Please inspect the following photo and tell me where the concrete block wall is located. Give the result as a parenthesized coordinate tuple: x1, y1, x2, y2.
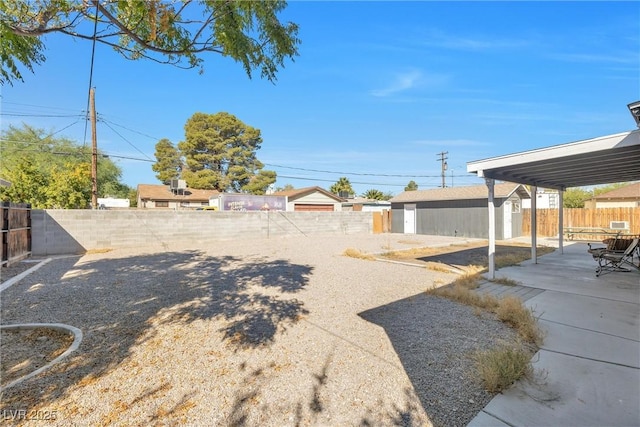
(31, 210, 373, 256)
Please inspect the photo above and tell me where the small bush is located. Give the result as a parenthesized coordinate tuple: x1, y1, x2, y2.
(342, 248, 375, 261)
(426, 262, 455, 273)
(451, 272, 482, 289)
(495, 296, 543, 346)
(474, 343, 533, 393)
(427, 282, 499, 311)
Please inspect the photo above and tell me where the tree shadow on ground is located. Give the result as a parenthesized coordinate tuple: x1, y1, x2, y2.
(359, 293, 518, 427)
(0, 250, 312, 411)
(417, 245, 542, 269)
(224, 352, 425, 427)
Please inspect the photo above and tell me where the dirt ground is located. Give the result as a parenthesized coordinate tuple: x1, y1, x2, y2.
(0, 238, 553, 414)
(0, 236, 556, 425)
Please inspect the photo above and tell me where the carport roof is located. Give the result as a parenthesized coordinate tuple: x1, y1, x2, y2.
(466, 130, 640, 190)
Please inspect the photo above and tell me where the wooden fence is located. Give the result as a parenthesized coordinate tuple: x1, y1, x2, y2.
(1, 202, 32, 266)
(522, 207, 640, 237)
(373, 210, 392, 234)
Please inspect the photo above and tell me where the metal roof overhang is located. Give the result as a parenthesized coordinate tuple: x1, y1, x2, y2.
(466, 130, 640, 190)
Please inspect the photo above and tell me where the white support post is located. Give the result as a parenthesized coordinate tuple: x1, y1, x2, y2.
(558, 190, 564, 254)
(486, 178, 496, 279)
(531, 185, 537, 264)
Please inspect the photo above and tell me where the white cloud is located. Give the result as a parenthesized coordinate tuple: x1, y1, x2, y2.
(418, 29, 531, 51)
(370, 70, 422, 97)
(370, 70, 449, 97)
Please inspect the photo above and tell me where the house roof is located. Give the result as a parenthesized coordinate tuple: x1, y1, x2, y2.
(593, 182, 640, 200)
(390, 183, 530, 203)
(137, 184, 219, 201)
(467, 130, 640, 190)
(273, 186, 344, 202)
(0, 178, 11, 187)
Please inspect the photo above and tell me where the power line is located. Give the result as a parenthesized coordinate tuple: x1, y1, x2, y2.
(0, 113, 85, 118)
(0, 101, 85, 113)
(264, 162, 468, 178)
(100, 120, 154, 161)
(276, 174, 450, 188)
(99, 117, 162, 141)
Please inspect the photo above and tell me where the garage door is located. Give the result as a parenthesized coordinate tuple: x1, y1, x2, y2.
(294, 204, 334, 212)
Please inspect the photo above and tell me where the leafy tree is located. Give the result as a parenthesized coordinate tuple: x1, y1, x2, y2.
(563, 187, 592, 208)
(362, 189, 384, 200)
(0, 0, 300, 85)
(0, 124, 131, 207)
(243, 170, 277, 195)
(46, 163, 91, 209)
(152, 138, 182, 184)
(330, 177, 354, 196)
(177, 112, 276, 192)
(592, 182, 629, 196)
(127, 188, 138, 208)
(382, 191, 395, 201)
(405, 180, 418, 191)
(0, 156, 49, 207)
(275, 184, 295, 192)
(0, 21, 45, 86)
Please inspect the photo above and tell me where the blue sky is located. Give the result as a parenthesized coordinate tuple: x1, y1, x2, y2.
(2, 1, 639, 196)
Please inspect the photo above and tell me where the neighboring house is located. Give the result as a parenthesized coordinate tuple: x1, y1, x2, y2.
(342, 197, 391, 212)
(522, 188, 560, 209)
(137, 184, 219, 209)
(585, 182, 640, 209)
(389, 182, 530, 239)
(272, 186, 344, 211)
(0, 178, 11, 188)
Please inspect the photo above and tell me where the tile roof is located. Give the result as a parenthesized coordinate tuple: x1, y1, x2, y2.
(593, 182, 640, 200)
(137, 184, 219, 201)
(389, 182, 530, 203)
(272, 186, 344, 202)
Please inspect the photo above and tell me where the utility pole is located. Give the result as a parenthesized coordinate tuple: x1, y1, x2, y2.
(90, 87, 98, 209)
(437, 151, 448, 188)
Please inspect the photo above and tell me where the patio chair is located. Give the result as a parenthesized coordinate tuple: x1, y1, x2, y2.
(592, 238, 640, 277)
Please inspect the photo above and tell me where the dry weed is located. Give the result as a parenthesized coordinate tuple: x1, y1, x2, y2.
(495, 296, 543, 346)
(342, 248, 375, 261)
(474, 343, 533, 393)
(490, 277, 519, 286)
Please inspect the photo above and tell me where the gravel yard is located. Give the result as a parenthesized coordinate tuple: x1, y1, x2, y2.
(1, 234, 519, 426)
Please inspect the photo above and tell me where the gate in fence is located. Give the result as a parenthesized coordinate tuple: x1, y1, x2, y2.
(1, 202, 32, 267)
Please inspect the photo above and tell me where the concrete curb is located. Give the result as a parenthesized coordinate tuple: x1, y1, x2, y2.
(0, 323, 83, 392)
(373, 257, 466, 274)
(0, 258, 53, 293)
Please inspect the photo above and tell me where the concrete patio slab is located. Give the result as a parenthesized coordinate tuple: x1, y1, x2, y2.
(468, 241, 639, 426)
(539, 320, 639, 368)
(473, 350, 640, 427)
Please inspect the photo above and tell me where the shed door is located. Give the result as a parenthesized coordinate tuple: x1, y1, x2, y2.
(503, 201, 512, 239)
(404, 204, 416, 234)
